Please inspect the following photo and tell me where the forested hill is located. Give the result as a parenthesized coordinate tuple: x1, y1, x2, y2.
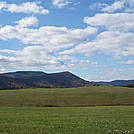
(0, 71, 134, 89)
(96, 80, 134, 87)
(0, 71, 89, 89)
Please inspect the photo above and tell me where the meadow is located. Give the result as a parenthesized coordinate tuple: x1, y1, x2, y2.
(0, 106, 134, 134)
(0, 86, 134, 107)
(0, 86, 134, 134)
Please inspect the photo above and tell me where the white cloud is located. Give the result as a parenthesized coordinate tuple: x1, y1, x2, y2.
(0, 49, 16, 53)
(73, 2, 80, 6)
(15, 16, 39, 28)
(85, 68, 134, 81)
(80, 12, 134, 59)
(94, 68, 134, 75)
(84, 13, 134, 31)
(70, 59, 100, 69)
(16, 46, 52, 57)
(89, 0, 134, 13)
(0, 48, 75, 70)
(60, 31, 134, 58)
(0, 46, 99, 70)
(0, 1, 49, 14)
(125, 0, 134, 13)
(119, 60, 134, 64)
(80, 60, 97, 64)
(86, 72, 134, 81)
(101, 0, 134, 13)
(89, 3, 108, 10)
(0, 18, 97, 70)
(112, 68, 134, 72)
(102, 1, 124, 12)
(79, 60, 99, 68)
(52, 0, 71, 8)
(0, 2, 6, 10)
(59, 12, 134, 59)
(0, 23, 97, 51)
(70, 59, 98, 65)
(0, 68, 6, 73)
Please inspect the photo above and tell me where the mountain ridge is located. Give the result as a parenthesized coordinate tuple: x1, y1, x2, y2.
(0, 71, 134, 89)
(0, 71, 89, 89)
(96, 80, 134, 87)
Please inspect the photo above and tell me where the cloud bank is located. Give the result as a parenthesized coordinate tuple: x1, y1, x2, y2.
(0, 16, 97, 70)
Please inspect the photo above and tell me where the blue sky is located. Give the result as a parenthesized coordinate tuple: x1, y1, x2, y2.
(0, 0, 134, 81)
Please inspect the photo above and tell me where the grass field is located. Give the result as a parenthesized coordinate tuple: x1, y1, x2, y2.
(0, 86, 134, 107)
(0, 106, 134, 134)
(0, 86, 134, 133)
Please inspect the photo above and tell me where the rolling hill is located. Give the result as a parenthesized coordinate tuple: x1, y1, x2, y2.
(0, 86, 133, 107)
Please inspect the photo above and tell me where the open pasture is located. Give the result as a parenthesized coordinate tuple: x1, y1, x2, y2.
(0, 86, 134, 107)
(0, 106, 134, 134)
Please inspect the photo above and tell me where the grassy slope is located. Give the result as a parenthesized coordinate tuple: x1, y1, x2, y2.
(0, 86, 134, 107)
(0, 106, 134, 134)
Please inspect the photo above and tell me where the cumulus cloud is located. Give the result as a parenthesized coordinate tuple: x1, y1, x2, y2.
(52, 0, 71, 8)
(60, 12, 133, 58)
(16, 46, 52, 58)
(0, 22, 97, 51)
(15, 16, 39, 28)
(90, 0, 134, 13)
(60, 31, 134, 58)
(0, 17, 98, 70)
(84, 13, 134, 31)
(0, 47, 75, 70)
(101, 1, 124, 12)
(0, 1, 49, 14)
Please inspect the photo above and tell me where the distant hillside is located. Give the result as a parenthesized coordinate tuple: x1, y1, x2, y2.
(125, 83, 134, 88)
(96, 80, 134, 87)
(0, 71, 134, 89)
(0, 71, 89, 89)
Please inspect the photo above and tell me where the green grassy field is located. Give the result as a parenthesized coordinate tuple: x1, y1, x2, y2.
(0, 86, 134, 133)
(0, 86, 134, 107)
(0, 106, 134, 134)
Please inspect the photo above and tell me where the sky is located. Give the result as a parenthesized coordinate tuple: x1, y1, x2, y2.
(0, 0, 134, 81)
